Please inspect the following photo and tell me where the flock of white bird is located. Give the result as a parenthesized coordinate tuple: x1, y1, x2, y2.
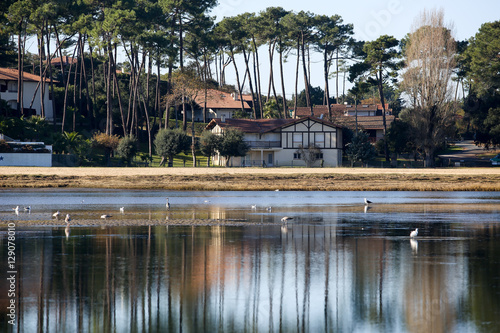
(11, 197, 420, 238)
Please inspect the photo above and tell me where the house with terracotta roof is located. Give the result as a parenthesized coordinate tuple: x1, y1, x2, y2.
(206, 116, 343, 167)
(49, 56, 77, 67)
(187, 89, 252, 122)
(295, 104, 394, 143)
(0, 68, 54, 120)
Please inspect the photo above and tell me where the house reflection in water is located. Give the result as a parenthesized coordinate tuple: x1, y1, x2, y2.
(3, 222, 499, 332)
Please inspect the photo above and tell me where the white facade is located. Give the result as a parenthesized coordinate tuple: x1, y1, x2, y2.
(0, 68, 54, 120)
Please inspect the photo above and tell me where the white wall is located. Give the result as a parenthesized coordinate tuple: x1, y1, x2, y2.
(0, 152, 52, 167)
(0, 81, 54, 120)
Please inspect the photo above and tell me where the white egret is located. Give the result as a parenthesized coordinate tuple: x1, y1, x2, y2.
(410, 228, 418, 238)
(120, 207, 125, 213)
(251, 204, 257, 209)
(53, 211, 61, 219)
(12, 206, 19, 214)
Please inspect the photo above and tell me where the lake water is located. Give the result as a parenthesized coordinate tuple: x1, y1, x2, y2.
(1, 190, 500, 332)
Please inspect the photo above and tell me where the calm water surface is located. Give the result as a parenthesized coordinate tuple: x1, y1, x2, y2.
(1, 190, 500, 332)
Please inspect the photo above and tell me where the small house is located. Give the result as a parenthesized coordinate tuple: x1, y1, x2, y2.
(206, 116, 343, 167)
(0, 67, 55, 120)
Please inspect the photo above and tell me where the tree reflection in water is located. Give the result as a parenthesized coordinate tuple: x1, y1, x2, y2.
(2, 220, 500, 333)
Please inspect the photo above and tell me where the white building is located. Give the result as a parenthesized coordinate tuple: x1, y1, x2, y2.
(0, 138, 52, 167)
(206, 116, 343, 167)
(0, 67, 54, 120)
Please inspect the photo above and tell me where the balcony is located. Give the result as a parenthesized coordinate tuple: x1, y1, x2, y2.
(246, 141, 281, 149)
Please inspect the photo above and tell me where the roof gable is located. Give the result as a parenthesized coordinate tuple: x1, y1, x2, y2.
(206, 116, 342, 133)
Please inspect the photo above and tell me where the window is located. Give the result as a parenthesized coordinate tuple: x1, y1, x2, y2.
(293, 133, 302, 147)
(293, 153, 301, 160)
(7, 82, 17, 93)
(314, 133, 325, 147)
(315, 153, 324, 159)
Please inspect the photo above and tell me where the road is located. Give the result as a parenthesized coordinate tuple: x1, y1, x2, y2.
(439, 140, 499, 167)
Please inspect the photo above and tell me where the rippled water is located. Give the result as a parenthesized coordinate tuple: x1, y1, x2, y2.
(1, 190, 500, 332)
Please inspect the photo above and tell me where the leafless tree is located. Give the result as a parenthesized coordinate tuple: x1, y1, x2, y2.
(401, 9, 457, 167)
(296, 144, 322, 167)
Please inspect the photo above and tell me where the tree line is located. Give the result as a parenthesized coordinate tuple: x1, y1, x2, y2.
(0, 2, 499, 167)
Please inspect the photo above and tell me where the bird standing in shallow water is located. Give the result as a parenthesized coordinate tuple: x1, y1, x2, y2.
(120, 207, 125, 213)
(166, 198, 170, 210)
(53, 211, 60, 219)
(65, 214, 71, 224)
(101, 214, 112, 220)
(281, 216, 293, 223)
(410, 228, 418, 238)
(13, 206, 19, 215)
(364, 198, 372, 205)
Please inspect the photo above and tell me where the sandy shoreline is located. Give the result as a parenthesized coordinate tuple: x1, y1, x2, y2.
(2, 166, 500, 176)
(1, 166, 500, 191)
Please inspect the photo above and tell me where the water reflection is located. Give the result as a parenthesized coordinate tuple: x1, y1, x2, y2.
(0, 221, 499, 332)
(0, 190, 500, 332)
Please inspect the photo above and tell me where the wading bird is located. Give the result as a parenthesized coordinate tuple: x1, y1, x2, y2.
(53, 211, 61, 219)
(12, 206, 19, 214)
(281, 216, 293, 223)
(364, 198, 372, 205)
(410, 228, 418, 238)
(101, 214, 112, 219)
(65, 214, 71, 224)
(166, 198, 170, 210)
(120, 207, 125, 213)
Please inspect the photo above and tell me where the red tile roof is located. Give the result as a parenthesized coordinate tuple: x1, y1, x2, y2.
(194, 89, 251, 110)
(50, 56, 77, 66)
(295, 104, 390, 118)
(340, 115, 396, 130)
(206, 116, 341, 133)
(0, 68, 44, 82)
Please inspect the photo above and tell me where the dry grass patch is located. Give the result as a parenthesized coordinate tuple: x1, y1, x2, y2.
(1, 167, 500, 191)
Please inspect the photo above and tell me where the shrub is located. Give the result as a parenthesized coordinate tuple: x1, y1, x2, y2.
(116, 135, 138, 166)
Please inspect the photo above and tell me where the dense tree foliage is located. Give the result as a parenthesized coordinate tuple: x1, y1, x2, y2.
(199, 130, 220, 166)
(154, 128, 190, 167)
(116, 135, 138, 166)
(345, 132, 377, 167)
(217, 128, 250, 166)
(461, 21, 500, 148)
(1, 2, 500, 166)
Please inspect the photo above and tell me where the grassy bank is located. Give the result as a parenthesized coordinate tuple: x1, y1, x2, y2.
(1, 167, 500, 191)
